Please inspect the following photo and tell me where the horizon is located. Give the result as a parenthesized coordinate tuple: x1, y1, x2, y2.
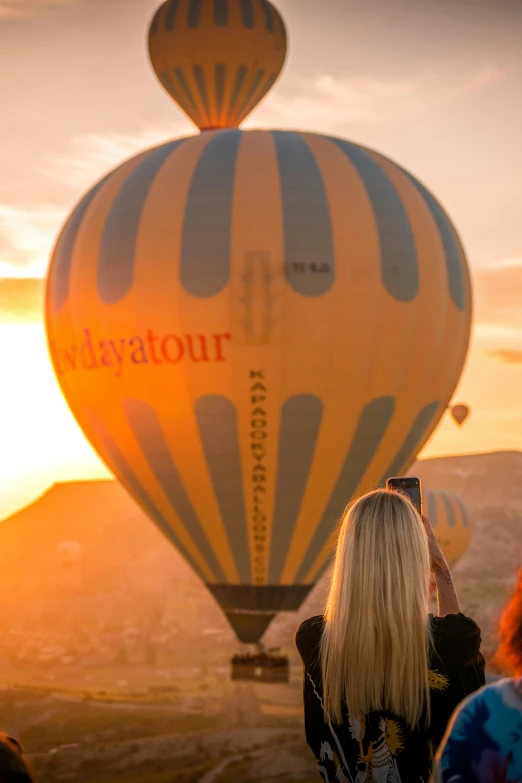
(3, 446, 521, 524)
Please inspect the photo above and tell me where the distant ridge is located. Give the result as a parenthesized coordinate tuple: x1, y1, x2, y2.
(0, 451, 519, 656)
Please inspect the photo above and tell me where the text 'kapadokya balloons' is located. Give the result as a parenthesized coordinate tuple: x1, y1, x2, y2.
(149, 0, 287, 130)
(425, 490, 473, 567)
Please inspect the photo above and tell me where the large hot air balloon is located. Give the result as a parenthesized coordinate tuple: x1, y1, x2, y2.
(45, 0, 472, 645)
(425, 490, 472, 567)
(451, 403, 470, 427)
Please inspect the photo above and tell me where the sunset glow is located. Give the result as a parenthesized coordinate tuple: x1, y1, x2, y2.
(1, 0, 521, 520)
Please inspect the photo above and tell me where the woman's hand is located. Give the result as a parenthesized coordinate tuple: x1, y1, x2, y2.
(422, 515, 449, 574)
(422, 515, 461, 616)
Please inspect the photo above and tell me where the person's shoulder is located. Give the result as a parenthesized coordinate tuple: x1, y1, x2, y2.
(451, 678, 520, 726)
(295, 615, 324, 659)
(431, 612, 481, 633)
(479, 676, 522, 709)
(431, 613, 482, 663)
(296, 614, 324, 641)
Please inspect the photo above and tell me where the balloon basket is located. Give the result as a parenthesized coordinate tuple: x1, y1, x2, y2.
(230, 647, 289, 684)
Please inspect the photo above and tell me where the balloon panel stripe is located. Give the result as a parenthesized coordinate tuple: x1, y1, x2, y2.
(260, 0, 275, 32)
(160, 72, 191, 116)
(173, 67, 203, 124)
(51, 174, 111, 313)
(402, 169, 466, 311)
(165, 0, 180, 31)
(149, 5, 162, 36)
(268, 395, 323, 583)
(214, 0, 228, 26)
(124, 399, 226, 582)
(85, 409, 207, 582)
(181, 130, 242, 296)
(261, 72, 278, 98)
(195, 395, 251, 583)
(228, 65, 248, 116)
(242, 71, 276, 119)
(277, 11, 286, 38)
(272, 131, 335, 297)
(193, 64, 211, 124)
(451, 493, 464, 529)
(214, 64, 226, 121)
(97, 140, 185, 305)
(187, 0, 202, 28)
(454, 494, 469, 528)
(208, 584, 312, 612)
(441, 492, 456, 528)
(329, 138, 418, 303)
(295, 396, 396, 583)
(235, 67, 265, 119)
(427, 490, 438, 526)
(240, 0, 255, 28)
(381, 401, 441, 481)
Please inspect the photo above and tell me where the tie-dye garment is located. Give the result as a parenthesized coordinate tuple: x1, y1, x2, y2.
(296, 614, 485, 783)
(436, 677, 522, 783)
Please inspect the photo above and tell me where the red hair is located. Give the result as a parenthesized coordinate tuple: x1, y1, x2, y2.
(495, 567, 522, 676)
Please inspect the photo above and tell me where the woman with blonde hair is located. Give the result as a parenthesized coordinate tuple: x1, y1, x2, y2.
(296, 488, 485, 783)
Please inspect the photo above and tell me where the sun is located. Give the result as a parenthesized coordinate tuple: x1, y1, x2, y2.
(0, 320, 109, 519)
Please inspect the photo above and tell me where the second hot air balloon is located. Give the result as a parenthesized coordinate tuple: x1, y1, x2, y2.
(426, 490, 473, 567)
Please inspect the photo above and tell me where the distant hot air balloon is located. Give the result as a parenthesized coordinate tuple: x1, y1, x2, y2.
(45, 0, 472, 645)
(451, 403, 470, 427)
(425, 490, 472, 567)
(149, 0, 287, 130)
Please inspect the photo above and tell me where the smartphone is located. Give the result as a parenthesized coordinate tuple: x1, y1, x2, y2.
(386, 476, 423, 515)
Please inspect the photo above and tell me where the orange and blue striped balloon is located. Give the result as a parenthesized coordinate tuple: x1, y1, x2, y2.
(45, 129, 472, 642)
(149, 0, 287, 130)
(426, 489, 473, 566)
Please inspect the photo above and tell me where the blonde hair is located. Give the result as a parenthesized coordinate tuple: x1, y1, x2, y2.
(320, 488, 432, 729)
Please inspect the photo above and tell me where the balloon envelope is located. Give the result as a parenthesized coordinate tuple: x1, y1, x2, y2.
(45, 129, 472, 642)
(149, 0, 287, 130)
(425, 489, 472, 566)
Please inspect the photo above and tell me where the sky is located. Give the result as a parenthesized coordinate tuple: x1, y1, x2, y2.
(0, 0, 521, 518)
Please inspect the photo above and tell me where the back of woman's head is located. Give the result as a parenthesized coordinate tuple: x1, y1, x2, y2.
(321, 488, 432, 729)
(0, 735, 34, 783)
(495, 566, 522, 676)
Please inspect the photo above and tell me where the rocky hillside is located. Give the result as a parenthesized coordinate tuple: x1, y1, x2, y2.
(0, 452, 520, 668)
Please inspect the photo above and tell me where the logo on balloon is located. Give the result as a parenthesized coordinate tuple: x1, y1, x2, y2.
(49, 329, 232, 377)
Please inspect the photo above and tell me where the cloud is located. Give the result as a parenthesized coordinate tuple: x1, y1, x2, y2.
(0, 0, 80, 18)
(474, 323, 522, 343)
(43, 122, 191, 190)
(0, 277, 43, 323)
(485, 256, 522, 269)
(473, 262, 522, 330)
(487, 349, 522, 365)
(2, 123, 191, 276)
(455, 65, 504, 94)
(472, 260, 522, 362)
(0, 204, 66, 278)
(249, 63, 504, 133)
